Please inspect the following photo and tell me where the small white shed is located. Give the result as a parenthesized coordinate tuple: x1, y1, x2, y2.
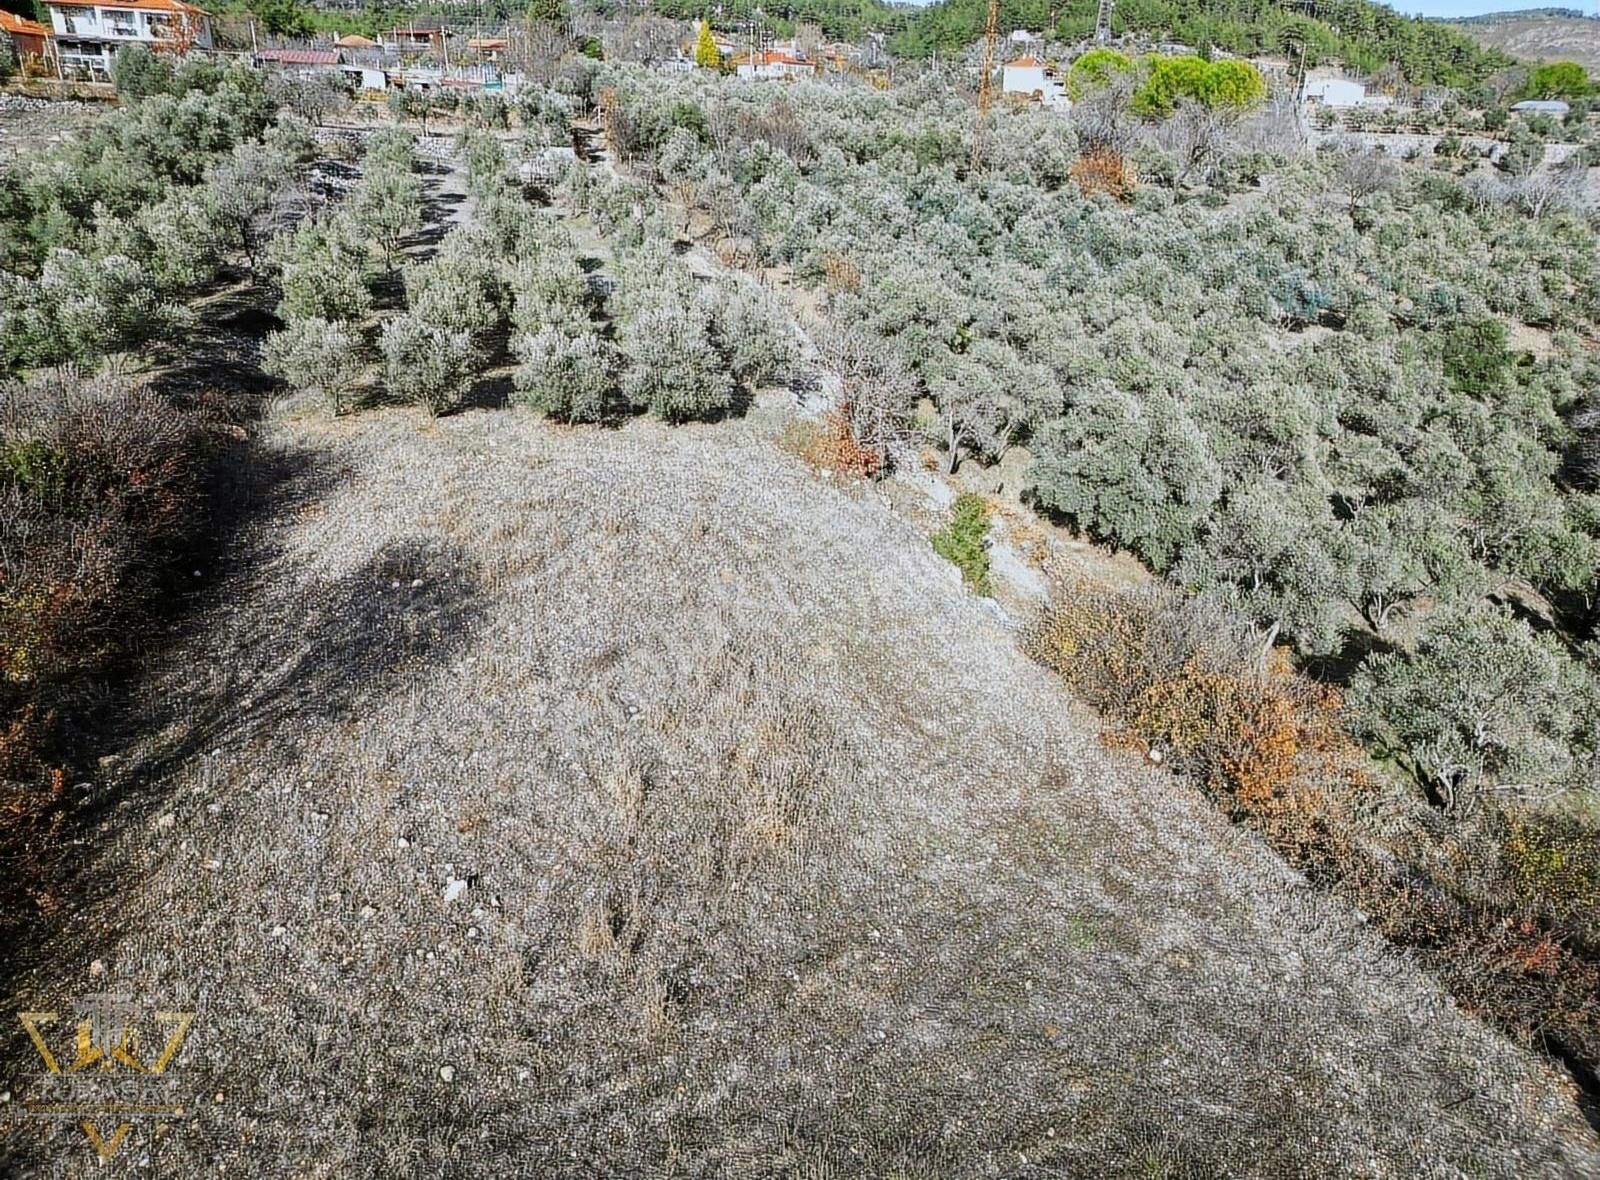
(1304, 78, 1367, 107)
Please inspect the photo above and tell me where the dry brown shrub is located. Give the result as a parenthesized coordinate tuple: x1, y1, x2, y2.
(822, 252, 862, 294)
(1027, 581, 1367, 840)
(1026, 577, 1600, 1099)
(1070, 148, 1137, 202)
(782, 411, 883, 480)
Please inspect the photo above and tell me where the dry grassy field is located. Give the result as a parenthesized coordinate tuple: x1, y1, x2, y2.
(4, 400, 1596, 1176)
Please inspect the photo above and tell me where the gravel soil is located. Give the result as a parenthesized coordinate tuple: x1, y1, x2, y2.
(4, 405, 1598, 1177)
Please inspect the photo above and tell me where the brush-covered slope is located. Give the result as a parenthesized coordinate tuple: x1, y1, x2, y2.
(3, 407, 1595, 1176)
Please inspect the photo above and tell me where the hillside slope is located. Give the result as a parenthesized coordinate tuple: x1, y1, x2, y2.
(889, 0, 1514, 84)
(3, 405, 1596, 1176)
(1457, 13, 1600, 70)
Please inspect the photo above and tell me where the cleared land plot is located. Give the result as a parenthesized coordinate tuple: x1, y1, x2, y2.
(4, 408, 1597, 1177)
(0, 97, 110, 157)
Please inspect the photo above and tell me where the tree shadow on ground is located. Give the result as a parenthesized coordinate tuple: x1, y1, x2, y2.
(0, 250, 481, 1020)
(1300, 625, 1399, 686)
(0, 458, 488, 1019)
(461, 369, 514, 412)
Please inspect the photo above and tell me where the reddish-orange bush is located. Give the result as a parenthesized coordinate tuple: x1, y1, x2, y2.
(1026, 577, 1600, 1089)
(1026, 581, 1366, 831)
(822, 253, 862, 294)
(1069, 148, 1136, 202)
(798, 410, 883, 480)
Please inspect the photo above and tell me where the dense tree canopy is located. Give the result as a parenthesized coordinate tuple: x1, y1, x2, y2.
(885, 0, 1515, 87)
(589, 66, 1600, 815)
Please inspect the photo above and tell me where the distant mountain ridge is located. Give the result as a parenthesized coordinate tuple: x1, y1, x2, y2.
(1443, 8, 1593, 25)
(1446, 9, 1600, 70)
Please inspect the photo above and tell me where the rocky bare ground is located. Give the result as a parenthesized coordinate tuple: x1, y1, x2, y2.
(3, 404, 1597, 1177)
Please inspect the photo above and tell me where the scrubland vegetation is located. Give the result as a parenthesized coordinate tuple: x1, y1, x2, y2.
(0, 62, 310, 779)
(587, 63, 1600, 1102)
(4, 21, 1600, 1170)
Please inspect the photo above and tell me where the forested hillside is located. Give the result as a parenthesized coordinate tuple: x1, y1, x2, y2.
(651, 0, 916, 42)
(890, 0, 1516, 84)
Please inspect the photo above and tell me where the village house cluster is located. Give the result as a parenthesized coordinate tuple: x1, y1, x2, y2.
(0, 4, 1586, 130)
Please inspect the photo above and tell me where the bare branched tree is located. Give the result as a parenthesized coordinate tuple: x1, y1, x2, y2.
(1071, 72, 1137, 155)
(604, 14, 682, 65)
(1156, 103, 1230, 186)
(1338, 147, 1400, 211)
(815, 325, 918, 463)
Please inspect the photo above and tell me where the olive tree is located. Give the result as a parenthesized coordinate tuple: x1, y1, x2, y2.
(349, 163, 423, 272)
(379, 313, 478, 417)
(1029, 383, 1222, 573)
(618, 292, 732, 422)
(703, 277, 796, 389)
(204, 141, 282, 274)
(271, 214, 372, 324)
(512, 324, 617, 422)
(263, 317, 364, 414)
(404, 240, 506, 346)
(1350, 602, 1599, 814)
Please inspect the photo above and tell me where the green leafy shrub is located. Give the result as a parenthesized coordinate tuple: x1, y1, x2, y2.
(931, 493, 993, 595)
(379, 313, 478, 416)
(1498, 810, 1600, 944)
(617, 291, 732, 423)
(263, 317, 364, 414)
(1441, 316, 1512, 396)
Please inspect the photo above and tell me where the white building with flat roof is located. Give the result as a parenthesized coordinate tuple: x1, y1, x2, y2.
(1303, 77, 1366, 107)
(1002, 56, 1069, 109)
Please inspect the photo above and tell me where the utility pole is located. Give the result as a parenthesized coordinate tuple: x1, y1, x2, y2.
(970, 0, 999, 172)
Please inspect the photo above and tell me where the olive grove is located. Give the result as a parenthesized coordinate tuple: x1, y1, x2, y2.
(590, 65, 1600, 819)
(584, 65, 1600, 1081)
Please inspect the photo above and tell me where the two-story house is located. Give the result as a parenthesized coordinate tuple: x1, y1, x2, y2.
(1002, 56, 1070, 110)
(44, 0, 210, 80)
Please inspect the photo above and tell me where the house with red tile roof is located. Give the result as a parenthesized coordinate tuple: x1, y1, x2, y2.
(0, 7, 54, 65)
(1002, 55, 1069, 109)
(733, 49, 818, 80)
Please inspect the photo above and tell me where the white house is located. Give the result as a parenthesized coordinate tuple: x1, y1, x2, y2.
(1303, 77, 1366, 107)
(340, 63, 388, 92)
(734, 50, 817, 80)
(43, 0, 210, 79)
(1002, 56, 1069, 109)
